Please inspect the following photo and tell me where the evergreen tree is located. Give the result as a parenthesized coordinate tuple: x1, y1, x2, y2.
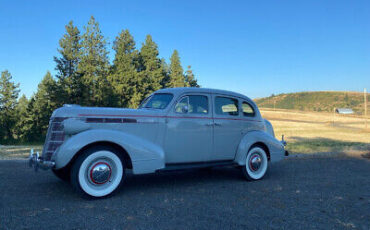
(14, 94, 28, 140)
(23, 72, 58, 141)
(0, 70, 20, 141)
(79, 16, 112, 106)
(167, 50, 186, 88)
(109, 29, 142, 108)
(139, 35, 165, 97)
(54, 21, 83, 105)
(160, 58, 170, 88)
(185, 65, 199, 87)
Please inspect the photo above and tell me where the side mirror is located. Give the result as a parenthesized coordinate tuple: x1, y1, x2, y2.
(181, 105, 189, 114)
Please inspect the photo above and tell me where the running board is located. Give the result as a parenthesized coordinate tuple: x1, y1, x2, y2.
(158, 160, 236, 172)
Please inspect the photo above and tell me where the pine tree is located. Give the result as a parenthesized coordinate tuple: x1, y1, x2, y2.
(0, 70, 20, 141)
(23, 72, 58, 141)
(139, 35, 165, 97)
(14, 94, 28, 141)
(167, 50, 186, 88)
(185, 65, 199, 87)
(79, 16, 112, 106)
(109, 29, 142, 108)
(54, 21, 83, 105)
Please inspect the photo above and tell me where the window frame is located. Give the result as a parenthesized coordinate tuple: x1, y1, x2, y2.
(241, 101, 256, 117)
(214, 96, 240, 117)
(139, 93, 174, 110)
(173, 94, 210, 115)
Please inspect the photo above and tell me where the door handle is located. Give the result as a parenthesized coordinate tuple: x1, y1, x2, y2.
(214, 122, 222, 126)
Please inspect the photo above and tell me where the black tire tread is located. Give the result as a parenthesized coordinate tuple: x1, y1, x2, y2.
(52, 167, 70, 181)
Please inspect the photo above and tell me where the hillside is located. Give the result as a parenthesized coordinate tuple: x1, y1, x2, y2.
(254, 91, 370, 114)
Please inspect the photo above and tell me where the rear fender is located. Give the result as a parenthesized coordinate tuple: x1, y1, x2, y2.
(235, 130, 285, 165)
(53, 129, 165, 174)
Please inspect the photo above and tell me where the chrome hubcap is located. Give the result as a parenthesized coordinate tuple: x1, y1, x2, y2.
(249, 154, 262, 171)
(89, 162, 112, 185)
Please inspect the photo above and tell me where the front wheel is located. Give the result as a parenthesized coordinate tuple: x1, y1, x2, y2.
(52, 167, 70, 181)
(241, 146, 268, 181)
(70, 146, 124, 198)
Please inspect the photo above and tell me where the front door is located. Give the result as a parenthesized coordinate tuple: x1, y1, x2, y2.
(164, 94, 213, 163)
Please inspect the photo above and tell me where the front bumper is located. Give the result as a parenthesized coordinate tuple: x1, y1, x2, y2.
(28, 149, 55, 171)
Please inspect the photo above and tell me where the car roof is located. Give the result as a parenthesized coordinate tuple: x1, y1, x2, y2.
(156, 87, 252, 101)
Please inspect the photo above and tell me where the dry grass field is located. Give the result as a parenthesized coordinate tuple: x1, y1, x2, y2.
(0, 145, 42, 160)
(1, 109, 369, 159)
(260, 108, 370, 157)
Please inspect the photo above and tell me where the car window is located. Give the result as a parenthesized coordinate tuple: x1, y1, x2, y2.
(140, 93, 173, 109)
(215, 96, 239, 116)
(175, 95, 208, 114)
(175, 97, 189, 113)
(242, 102, 255, 117)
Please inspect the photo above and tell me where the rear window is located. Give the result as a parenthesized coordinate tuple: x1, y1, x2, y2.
(242, 102, 255, 117)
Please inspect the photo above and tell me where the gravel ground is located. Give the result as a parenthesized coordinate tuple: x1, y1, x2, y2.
(0, 156, 369, 230)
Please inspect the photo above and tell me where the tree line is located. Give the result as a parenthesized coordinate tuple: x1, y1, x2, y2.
(0, 16, 198, 144)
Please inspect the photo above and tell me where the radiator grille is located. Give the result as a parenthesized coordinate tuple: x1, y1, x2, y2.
(42, 117, 67, 161)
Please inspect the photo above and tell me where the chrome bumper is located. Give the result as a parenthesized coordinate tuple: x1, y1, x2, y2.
(28, 149, 55, 172)
(281, 135, 287, 146)
(281, 135, 289, 156)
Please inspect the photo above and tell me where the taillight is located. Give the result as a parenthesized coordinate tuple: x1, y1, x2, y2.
(42, 117, 67, 160)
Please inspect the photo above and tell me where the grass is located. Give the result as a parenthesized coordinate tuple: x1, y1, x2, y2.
(261, 108, 370, 156)
(1, 108, 369, 159)
(0, 145, 42, 159)
(255, 91, 370, 114)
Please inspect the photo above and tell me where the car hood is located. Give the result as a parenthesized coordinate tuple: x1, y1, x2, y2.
(52, 105, 165, 118)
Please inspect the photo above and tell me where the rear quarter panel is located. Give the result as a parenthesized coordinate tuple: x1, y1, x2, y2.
(235, 130, 285, 165)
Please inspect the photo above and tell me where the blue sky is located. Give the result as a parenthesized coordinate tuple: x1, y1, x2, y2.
(0, 0, 369, 99)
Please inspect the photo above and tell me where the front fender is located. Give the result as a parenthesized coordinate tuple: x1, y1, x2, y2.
(53, 129, 165, 174)
(235, 130, 285, 165)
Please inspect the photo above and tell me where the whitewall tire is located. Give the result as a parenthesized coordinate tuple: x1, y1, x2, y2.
(242, 146, 268, 181)
(71, 146, 124, 198)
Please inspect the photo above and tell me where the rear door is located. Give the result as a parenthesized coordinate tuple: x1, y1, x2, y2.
(211, 95, 243, 161)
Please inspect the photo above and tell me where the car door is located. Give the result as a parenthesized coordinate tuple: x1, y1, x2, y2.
(164, 93, 213, 163)
(211, 95, 243, 161)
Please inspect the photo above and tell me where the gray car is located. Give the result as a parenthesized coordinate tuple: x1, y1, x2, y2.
(29, 87, 288, 198)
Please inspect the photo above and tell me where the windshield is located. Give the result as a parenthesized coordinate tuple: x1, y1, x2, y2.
(139, 93, 174, 109)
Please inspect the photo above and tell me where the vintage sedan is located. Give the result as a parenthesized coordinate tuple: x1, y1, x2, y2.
(29, 88, 288, 198)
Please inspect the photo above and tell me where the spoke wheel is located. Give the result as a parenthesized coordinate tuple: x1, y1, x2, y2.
(242, 146, 268, 181)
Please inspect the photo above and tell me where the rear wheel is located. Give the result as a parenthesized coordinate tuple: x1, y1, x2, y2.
(241, 146, 268, 181)
(71, 146, 124, 198)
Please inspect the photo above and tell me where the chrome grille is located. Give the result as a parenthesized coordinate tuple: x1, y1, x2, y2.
(42, 117, 67, 161)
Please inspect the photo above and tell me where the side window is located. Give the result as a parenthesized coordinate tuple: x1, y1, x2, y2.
(215, 97, 239, 116)
(175, 95, 208, 114)
(242, 102, 255, 117)
(175, 97, 189, 113)
(189, 95, 208, 114)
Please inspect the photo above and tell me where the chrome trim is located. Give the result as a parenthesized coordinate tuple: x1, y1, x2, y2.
(28, 149, 55, 172)
(90, 163, 112, 185)
(250, 154, 262, 171)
